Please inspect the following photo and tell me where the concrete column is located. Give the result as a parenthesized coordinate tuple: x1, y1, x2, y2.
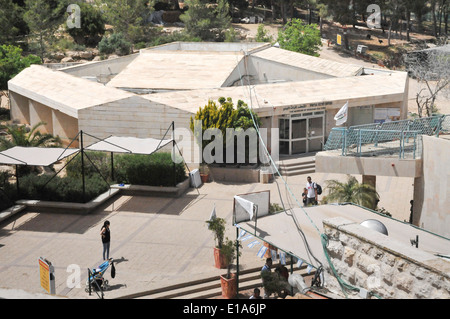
(52, 109, 79, 146)
(29, 100, 53, 134)
(9, 92, 30, 124)
(411, 176, 424, 226)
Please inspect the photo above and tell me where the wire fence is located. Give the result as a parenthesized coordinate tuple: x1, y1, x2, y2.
(324, 114, 449, 159)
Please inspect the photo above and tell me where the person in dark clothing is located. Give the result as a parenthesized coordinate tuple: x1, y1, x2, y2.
(302, 188, 308, 206)
(100, 220, 111, 260)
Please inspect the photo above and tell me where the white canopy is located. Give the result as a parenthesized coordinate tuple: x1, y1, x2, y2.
(85, 136, 173, 155)
(0, 146, 79, 166)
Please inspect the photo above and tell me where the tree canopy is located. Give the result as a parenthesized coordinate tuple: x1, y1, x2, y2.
(277, 18, 322, 56)
(0, 44, 41, 90)
(180, 0, 231, 41)
(190, 97, 261, 164)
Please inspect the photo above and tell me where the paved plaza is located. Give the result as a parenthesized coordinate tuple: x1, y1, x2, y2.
(0, 171, 414, 299)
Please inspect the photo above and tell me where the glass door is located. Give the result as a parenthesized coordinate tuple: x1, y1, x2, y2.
(279, 118, 290, 155)
(291, 118, 307, 154)
(307, 116, 324, 152)
(279, 114, 324, 155)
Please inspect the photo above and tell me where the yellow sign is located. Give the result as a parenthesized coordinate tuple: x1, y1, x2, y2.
(337, 34, 342, 46)
(39, 258, 50, 293)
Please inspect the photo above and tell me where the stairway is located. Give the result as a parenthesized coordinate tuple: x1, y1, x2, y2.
(117, 266, 313, 299)
(278, 153, 316, 177)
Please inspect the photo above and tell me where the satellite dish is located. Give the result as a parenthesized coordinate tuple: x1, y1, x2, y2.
(360, 219, 388, 236)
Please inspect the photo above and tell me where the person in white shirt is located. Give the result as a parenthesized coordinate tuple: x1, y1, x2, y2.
(305, 176, 318, 206)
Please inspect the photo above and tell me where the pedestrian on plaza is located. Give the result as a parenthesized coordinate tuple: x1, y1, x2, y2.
(261, 257, 272, 273)
(261, 258, 273, 299)
(100, 220, 111, 260)
(409, 200, 414, 224)
(305, 176, 318, 206)
(302, 188, 308, 206)
(249, 288, 262, 299)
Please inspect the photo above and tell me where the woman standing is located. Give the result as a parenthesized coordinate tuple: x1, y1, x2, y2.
(100, 220, 111, 260)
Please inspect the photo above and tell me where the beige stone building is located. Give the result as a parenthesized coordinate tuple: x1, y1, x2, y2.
(8, 42, 409, 154)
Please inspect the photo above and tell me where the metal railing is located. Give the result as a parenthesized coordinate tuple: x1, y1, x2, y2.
(324, 114, 449, 159)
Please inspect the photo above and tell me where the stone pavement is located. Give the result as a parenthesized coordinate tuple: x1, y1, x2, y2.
(0, 171, 414, 299)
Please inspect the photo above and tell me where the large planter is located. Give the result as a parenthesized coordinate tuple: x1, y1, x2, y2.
(220, 273, 237, 299)
(214, 247, 228, 269)
(200, 173, 210, 183)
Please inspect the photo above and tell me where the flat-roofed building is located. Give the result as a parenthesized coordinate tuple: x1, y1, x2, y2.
(8, 42, 409, 154)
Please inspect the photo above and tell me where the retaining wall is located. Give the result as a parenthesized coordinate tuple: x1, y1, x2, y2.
(322, 217, 450, 299)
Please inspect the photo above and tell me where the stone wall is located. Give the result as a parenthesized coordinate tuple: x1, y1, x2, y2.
(322, 217, 450, 299)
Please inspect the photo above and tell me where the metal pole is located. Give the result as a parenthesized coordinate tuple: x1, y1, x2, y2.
(15, 165, 19, 197)
(290, 254, 294, 295)
(111, 152, 114, 181)
(358, 130, 362, 156)
(236, 226, 239, 299)
(172, 121, 176, 187)
(88, 268, 91, 296)
(80, 131, 86, 203)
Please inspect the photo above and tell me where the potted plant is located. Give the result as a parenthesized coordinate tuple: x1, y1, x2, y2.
(219, 237, 242, 299)
(206, 217, 227, 269)
(199, 163, 210, 183)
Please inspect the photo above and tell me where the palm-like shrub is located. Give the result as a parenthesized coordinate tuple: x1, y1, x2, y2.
(324, 175, 379, 210)
(0, 121, 62, 151)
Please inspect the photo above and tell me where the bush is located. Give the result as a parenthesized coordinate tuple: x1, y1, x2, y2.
(0, 44, 41, 90)
(0, 107, 10, 121)
(98, 33, 132, 56)
(66, 151, 111, 181)
(0, 171, 17, 211)
(18, 174, 109, 203)
(67, 2, 106, 46)
(114, 152, 187, 187)
(66, 151, 187, 187)
(277, 19, 322, 57)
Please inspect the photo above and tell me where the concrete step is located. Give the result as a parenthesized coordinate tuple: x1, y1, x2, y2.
(129, 265, 313, 299)
(279, 164, 316, 177)
(279, 159, 315, 167)
(173, 272, 266, 300)
(278, 155, 316, 177)
(280, 167, 316, 177)
(129, 266, 261, 299)
(164, 267, 312, 299)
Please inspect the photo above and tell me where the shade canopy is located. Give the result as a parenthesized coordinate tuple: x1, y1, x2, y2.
(0, 146, 79, 166)
(85, 136, 173, 155)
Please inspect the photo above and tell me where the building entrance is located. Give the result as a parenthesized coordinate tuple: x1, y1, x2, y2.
(279, 112, 325, 155)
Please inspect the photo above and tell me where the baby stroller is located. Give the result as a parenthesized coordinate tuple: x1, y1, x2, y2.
(85, 258, 115, 293)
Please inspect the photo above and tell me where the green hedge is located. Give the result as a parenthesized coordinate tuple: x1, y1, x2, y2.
(66, 151, 187, 187)
(18, 174, 109, 203)
(114, 153, 186, 186)
(0, 152, 187, 210)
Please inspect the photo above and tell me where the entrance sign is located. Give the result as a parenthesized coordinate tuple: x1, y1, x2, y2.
(39, 257, 56, 295)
